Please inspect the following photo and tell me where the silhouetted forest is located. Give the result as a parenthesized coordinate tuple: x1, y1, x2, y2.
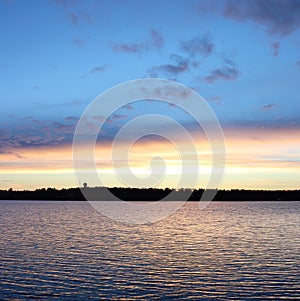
(0, 187, 299, 201)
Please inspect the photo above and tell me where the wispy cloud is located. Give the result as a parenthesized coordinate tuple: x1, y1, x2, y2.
(52, 0, 69, 8)
(0, 115, 80, 151)
(108, 114, 128, 122)
(114, 42, 144, 53)
(0, 149, 26, 159)
(180, 33, 214, 57)
(206, 96, 221, 105)
(64, 116, 79, 122)
(152, 32, 239, 83)
(69, 12, 78, 24)
(52, 0, 93, 25)
(149, 54, 190, 77)
(34, 99, 85, 109)
(72, 38, 85, 47)
(150, 29, 164, 49)
(271, 41, 280, 57)
(205, 65, 240, 83)
(90, 65, 109, 74)
(296, 60, 300, 69)
(140, 84, 192, 99)
(65, 99, 85, 106)
(113, 29, 164, 53)
(123, 104, 133, 110)
(201, 0, 300, 36)
(263, 103, 277, 111)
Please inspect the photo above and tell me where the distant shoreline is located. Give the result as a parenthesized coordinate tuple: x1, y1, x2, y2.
(0, 187, 299, 201)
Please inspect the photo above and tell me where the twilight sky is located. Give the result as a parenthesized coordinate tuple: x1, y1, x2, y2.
(1, 0, 300, 190)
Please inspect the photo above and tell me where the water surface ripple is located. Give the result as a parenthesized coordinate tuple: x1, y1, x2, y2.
(0, 201, 299, 300)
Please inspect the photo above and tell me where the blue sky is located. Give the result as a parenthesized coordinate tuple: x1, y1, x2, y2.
(1, 0, 300, 189)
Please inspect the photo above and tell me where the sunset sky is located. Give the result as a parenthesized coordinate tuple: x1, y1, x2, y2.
(1, 0, 300, 190)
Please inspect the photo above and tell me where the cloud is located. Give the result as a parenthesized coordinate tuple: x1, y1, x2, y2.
(109, 114, 127, 121)
(168, 103, 177, 108)
(150, 29, 164, 49)
(69, 12, 78, 24)
(20, 116, 43, 125)
(205, 65, 240, 83)
(206, 96, 221, 104)
(72, 38, 85, 47)
(64, 116, 79, 122)
(263, 104, 277, 110)
(204, 0, 300, 36)
(0, 115, 80, 151)
(113, 29, 164, 53)
(180, 33, 214, 57)
(207, 96, 221, 101)
(52, 0, 69, 7)
(65, 99, 85, 106)
(0, 150, 26, 159)
(52, 1, 93, 25)
(52, 121, 75, 132)
(114, 42, 144, 53)
(106, 114, 128, 126)
(90, 65, 109, 74)
(34, 99, 85, 109)
(92, 115, 106, 122)
(296, 60, 300, 69)
(123, 104, 133, 110)
(149, 54, 190, 77)
(271, 41, 280, 57)
(76, 11, 93, 24)
(140, 84, 191, 99)
(71, 12, 93, 25)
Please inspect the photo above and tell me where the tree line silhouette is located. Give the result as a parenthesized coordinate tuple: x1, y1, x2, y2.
(0, 187, 299, 201)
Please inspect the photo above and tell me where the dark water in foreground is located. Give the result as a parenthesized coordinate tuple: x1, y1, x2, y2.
(0, 201, 299, 300)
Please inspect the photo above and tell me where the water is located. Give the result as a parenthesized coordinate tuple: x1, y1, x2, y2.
(0, 201, 299, 300)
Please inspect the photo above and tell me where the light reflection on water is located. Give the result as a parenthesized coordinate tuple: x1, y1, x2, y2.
(0, 201, 299, 300)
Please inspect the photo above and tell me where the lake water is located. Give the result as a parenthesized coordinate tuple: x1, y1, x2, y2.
(0, 201, 299, 300)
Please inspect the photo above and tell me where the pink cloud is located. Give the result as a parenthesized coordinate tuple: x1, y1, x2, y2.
(113, 29, 164, 53)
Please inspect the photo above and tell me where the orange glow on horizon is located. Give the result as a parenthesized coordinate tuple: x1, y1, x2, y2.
(1, 126, 300, 190)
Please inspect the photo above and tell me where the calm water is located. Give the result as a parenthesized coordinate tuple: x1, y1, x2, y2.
(0, 201, 299, 300)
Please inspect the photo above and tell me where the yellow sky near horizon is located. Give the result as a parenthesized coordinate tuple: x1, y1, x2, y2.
(1, 127, 300, 190)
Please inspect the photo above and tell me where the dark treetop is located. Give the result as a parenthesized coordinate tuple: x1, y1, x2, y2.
(0, 187, 299, 201)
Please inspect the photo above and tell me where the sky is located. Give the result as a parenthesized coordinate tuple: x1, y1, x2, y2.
(0, 0, 300, 190)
